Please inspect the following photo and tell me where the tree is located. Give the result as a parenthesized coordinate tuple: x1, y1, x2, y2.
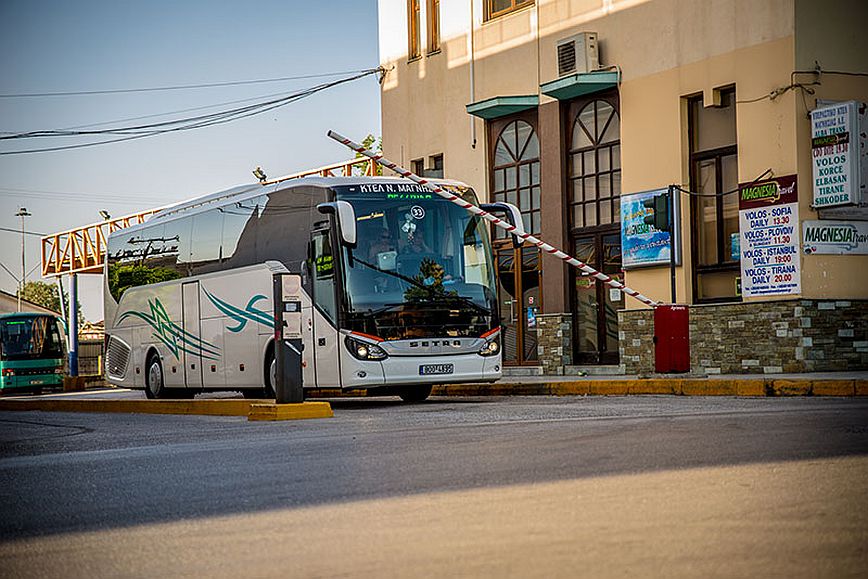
(356, 134, 383, 175)
(17, 280, 84, 323)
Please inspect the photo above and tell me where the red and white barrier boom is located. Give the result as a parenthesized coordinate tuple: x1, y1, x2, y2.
(328, 130, 659, 308)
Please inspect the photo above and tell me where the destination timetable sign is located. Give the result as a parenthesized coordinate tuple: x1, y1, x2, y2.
(738, 175, 801, 297)
(810, 100, 862, 208)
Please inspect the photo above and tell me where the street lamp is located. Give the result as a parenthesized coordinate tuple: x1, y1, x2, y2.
(14, 207, 31, 312)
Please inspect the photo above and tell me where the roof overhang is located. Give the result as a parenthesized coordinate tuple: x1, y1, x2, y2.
(465, 95, 539, 120)
(540, 70, 619, 101)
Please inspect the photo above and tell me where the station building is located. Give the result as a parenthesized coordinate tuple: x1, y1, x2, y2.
(377, 0, 868, 374)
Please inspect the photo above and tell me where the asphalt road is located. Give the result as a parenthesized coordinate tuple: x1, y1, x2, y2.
(1, 396, 866, 578)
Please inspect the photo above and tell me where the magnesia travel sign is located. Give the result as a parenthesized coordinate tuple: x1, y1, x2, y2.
(738, 175, 801, 297)
(811, 101, 864, 208)
(802, 220, 868, 255)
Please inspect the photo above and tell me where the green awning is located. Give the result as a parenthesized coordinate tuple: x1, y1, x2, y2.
(540, 71, 619, 101)
(465, 95, 539, 120)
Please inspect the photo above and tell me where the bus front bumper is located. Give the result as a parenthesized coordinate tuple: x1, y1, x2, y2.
(341, 352, 502, 390)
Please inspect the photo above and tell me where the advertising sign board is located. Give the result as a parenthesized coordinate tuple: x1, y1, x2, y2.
(811, 101, 862, 208)
(738, 175, 801, 297)
(803, 220, 868, 255)
(620, 188, 680, 269)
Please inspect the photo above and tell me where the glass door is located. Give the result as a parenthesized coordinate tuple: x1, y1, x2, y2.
(496, 245, 541, 365)
(572, 231, 623, 365)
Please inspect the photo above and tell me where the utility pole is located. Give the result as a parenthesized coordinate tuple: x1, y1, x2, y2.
(15, 207, 31, 312)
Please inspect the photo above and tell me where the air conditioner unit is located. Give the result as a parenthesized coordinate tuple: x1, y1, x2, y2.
(557, 32, 599, 76)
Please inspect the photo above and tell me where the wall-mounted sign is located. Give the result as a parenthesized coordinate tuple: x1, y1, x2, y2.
(738, 175, 801, 297)
(811, 101, 862, 208)
(803, 220, 868, 255)
(620, 188, 681, 269)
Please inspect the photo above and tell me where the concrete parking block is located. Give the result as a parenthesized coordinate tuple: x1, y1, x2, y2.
(247, 402, 334, 421)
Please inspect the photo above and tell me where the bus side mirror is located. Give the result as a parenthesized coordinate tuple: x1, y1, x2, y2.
(480, 202, 525, 248)
(316, 201, 357, 246)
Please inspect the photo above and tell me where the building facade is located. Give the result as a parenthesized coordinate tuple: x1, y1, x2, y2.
(378, 0, 868, 374)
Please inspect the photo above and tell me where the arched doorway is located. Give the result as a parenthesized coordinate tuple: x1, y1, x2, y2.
(489, 115, 542, 365)
(567, 96, 623, 365)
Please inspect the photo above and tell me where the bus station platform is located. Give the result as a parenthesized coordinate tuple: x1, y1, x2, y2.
(0, 371, 864, 420)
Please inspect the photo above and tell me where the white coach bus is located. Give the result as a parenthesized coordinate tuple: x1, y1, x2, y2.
(104, 177, 503, 401)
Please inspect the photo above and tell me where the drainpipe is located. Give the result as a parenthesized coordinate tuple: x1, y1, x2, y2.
(469, 0, 476, 149)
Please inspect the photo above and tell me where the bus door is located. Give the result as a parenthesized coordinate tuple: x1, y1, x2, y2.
(310, 227, 341, 388)
(182, 281, 203, 389)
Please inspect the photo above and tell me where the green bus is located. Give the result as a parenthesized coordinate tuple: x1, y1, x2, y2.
(0, 313, 67, 394)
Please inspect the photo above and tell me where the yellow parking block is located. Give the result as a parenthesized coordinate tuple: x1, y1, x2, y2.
(247, 402, 334, 421)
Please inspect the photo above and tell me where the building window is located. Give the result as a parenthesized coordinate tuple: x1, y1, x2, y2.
(689, 88, 739, 302)
(411, 158, 424, 177)
(428, 154, 443, 178)
(427, 0, 440, 54)
(568, 99, 621, 231)
(485, 0, 534, 21)
(491, 119, 541, 236)
(408, 0, 421, 60)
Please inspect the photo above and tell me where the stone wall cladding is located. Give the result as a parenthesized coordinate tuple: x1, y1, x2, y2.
(536, 313, 572, 375)
(618, 299, 868, 375)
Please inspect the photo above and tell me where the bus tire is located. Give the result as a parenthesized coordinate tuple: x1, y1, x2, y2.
(144, 353, 166, 399)
(398, 385, 432, 403)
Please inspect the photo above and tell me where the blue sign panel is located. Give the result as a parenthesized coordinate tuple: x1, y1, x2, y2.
(620, 188, 679, 269)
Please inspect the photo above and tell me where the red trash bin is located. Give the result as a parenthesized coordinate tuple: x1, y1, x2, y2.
(653, 305, 690, 373)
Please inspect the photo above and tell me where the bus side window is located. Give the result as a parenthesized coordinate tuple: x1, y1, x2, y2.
(311, 229, 337, 325)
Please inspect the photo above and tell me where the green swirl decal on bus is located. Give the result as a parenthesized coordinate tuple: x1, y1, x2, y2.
(117, 298, 220, 361)
(203, 291, 273, 333)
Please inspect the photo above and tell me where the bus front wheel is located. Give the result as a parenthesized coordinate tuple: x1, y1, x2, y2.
(398, 385, 432, 403)
(144, 353, 165, 399)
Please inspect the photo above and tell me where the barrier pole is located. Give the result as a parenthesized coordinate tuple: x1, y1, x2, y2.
(327, 130, 659, 308)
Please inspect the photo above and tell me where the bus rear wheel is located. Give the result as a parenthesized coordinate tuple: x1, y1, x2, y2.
(398, 385, 432, 403)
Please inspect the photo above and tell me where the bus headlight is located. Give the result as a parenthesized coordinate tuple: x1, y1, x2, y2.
(478, 336, 500, 357)
(345, 336, 388, 361)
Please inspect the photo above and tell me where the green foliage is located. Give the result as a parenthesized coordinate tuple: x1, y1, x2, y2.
(16, 280, 83, 323)
(356, 134, 383, 175)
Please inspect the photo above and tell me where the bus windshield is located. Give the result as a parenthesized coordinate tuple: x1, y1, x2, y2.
(0, 316, 65, 361)
(335, 183, 498, 340)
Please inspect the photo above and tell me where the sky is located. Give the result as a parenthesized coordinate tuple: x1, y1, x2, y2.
(0, 0, 381, 322)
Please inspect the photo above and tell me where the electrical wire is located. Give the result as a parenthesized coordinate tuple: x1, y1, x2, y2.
(0, 68, 380, 98)
(674, 168, 773, 198)
(0, 186, 178, 203)
(0, 226, 45, 236)
(0, 68, 382, 155)
(0, 87, 313, 135)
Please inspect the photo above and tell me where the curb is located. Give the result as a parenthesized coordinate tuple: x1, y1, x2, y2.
(1, 398, 259, 417)
(433, 378, 867, 397)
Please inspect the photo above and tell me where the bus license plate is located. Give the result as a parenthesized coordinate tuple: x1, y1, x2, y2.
(29, 380, 44, 385)
(419, 363, 453, 376)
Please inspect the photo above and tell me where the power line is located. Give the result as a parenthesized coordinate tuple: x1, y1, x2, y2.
(0, 186, 178, 203)
(0, 68, 378, 98)
(0, 226, 45, 236)
(0, 68, 382, 155)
